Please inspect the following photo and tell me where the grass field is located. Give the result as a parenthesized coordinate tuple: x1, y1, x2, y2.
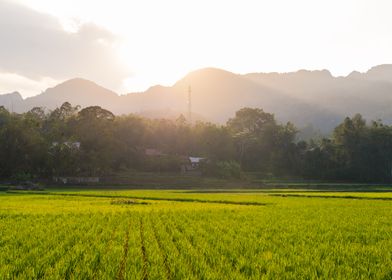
(1, 188, 391, 279)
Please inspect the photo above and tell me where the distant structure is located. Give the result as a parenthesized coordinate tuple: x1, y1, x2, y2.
(180, 156, 206, 173)
(187, 85, 192, 124)
(51, 141, 81, 149)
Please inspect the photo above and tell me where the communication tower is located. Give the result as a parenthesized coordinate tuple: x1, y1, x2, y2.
(187, 85, 192, 123)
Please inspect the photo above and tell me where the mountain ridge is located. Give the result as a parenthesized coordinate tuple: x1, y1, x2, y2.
(1, 65, 392, 132)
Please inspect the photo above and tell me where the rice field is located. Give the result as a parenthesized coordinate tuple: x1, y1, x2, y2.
(0, 189, 391, 279)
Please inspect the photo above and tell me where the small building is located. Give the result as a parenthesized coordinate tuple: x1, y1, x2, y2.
(53, 176, 99, 184)
(189, 157, 205, 168)
(181, 156, 206, 173)
(51, 141, 81, 149)
(64, 141, 81, 149)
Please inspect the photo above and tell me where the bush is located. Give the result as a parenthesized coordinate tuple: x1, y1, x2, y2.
(11, 172, 33, 182)
(141, 155, 182, 172)
(201, 160, 242, 179)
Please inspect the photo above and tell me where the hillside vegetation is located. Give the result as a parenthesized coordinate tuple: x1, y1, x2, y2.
(1, 103, 392, 182)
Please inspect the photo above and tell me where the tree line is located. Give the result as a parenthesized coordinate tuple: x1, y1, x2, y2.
(0, 102, 391, 182)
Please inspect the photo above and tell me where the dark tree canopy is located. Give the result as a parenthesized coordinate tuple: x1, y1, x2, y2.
(1, 102, 392, 182)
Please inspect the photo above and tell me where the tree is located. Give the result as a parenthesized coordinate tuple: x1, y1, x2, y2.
(0, 112, 47, 178)
(78, 106, 114, 121)
(44, 102, 80, 142)
(191, 122, 235, 161)
(227, 108, 282, 172)
(227, 107, 276, 136)
(112, 115, 145, 170)
(72, 106, 116, 176)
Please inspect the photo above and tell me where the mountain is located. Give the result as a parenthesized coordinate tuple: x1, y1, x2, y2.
(119, 68, 300, 124)
(1, 65, 392, 133)
(243, 66, 392, 130)
(23, 78, 118, 111)
(0, 91, 23, 111)
(362, 64, 392, 82)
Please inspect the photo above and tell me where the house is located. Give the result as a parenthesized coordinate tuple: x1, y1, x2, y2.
(53, 176, 99, 184)
(181, 156, 206, 173)
(51, 141, 81, 149)
(189, 157, 205, 168)
(64, 141, 81, 149)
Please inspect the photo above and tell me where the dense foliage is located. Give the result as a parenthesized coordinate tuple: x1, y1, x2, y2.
(1, 103, 392, 182)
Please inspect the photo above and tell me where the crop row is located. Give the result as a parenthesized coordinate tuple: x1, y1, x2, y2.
(1, 195, 392, 279)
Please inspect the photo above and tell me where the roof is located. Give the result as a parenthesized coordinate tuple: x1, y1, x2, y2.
(51, 141, 80, 149)
(189, 157, 205, 164)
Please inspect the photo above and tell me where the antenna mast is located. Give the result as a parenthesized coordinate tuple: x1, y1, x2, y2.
(187, 85, 192, 124)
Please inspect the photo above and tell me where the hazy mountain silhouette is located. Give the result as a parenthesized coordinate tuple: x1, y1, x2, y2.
(22, 78, 118, 110)
(2, 65, 392, 133)
(0, 91, 23, 112)
(244, 65, 392, 130)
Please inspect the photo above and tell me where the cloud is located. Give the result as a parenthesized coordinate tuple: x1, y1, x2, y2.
(0, 0, 130, 93)
(0, 72, 57, 98)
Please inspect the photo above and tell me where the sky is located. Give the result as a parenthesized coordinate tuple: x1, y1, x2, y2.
(1, 0, 392, 97)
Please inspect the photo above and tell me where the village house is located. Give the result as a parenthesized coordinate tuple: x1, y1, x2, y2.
(180, 156, 206, 173)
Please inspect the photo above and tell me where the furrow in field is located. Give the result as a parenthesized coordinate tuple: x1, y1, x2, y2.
(52, 219, 102, 278)
(139, 217, 149, 280)
(166, 213, 223, 279)
(139, 213, 171, 279)
(149, 214, 172, 279)
(43, 214, 118, 279)
(149, 211, 197, 279)
(2, 215, 90, 279)
(158, 212, 204, 279)
(173, 211, 247, 278)
(117, 219, 131, 280)
(176, 210, 269, 279)
(93, 217, 121, 279)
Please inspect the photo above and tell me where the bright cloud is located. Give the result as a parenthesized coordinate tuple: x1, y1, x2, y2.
(3, 0, 392, 95)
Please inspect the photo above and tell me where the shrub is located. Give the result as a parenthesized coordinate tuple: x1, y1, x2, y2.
(201, 160, 242, 179)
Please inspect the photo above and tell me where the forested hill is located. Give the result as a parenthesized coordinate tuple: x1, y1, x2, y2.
(2, 65, 392, 133)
